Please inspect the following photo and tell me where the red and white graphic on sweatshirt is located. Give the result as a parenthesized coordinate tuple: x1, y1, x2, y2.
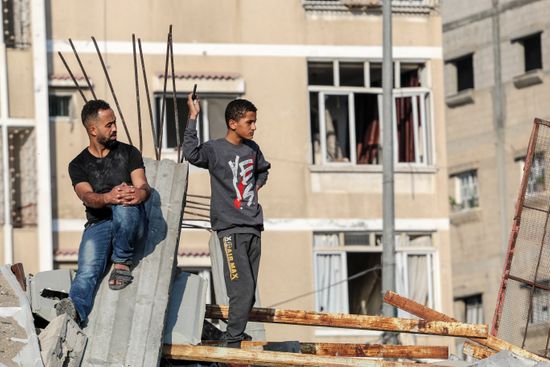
(229, 155, 255, 209)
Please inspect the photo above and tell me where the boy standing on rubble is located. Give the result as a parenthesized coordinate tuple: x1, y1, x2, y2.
(56, 99, 150, 324)
(183, 93, 271, 348)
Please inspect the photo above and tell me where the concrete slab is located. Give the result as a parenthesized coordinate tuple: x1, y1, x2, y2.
(38, 314, 86, 367)
(28, 270, 73, 322)
(164, 271, 208, 345)
(208, 233, 266, 340)
(472, 351, 550, 367)
(0, 266, 43, 367)
(81, 159, 188, 366)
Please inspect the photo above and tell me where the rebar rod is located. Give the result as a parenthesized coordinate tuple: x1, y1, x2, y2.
(91, 36, 133, 145)
(158, 26, 172, 159)
(169, 29, 181, 162)
(138, 38, 159, 160)
(57, 52, 87, 102)
(184, 210, 210, 219)
(132, 34, 143, 153)
(68, 38, 97, 100)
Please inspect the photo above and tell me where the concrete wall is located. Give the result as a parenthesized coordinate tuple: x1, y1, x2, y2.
(444, 0, 550, 326)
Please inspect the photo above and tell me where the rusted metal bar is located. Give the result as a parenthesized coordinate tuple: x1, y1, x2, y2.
(157, 26, 171, 159)
(187, 194, 211, 199)
(384, 291, 549, 362)
(508, 274, 550, 292)
(132, 34, 143, 153)
(186, 200, 210, 207)
(137, 38, 159, 160)
(492, 121, 540, 336)
(184, 210, 210, 219)
(522, 204, 549, 214)
(462, 340, 496, 360)
(199, 341, 448, 359)
(185, 205, 209, 212)
(10, 263, 25, 291)
(91, 36, 133, 145)
(68, 38, 97, 100)
(205, 304, 488, 338)
(168, 28, 181, 162)
(163, 344, 442, 367)
(57, 52, 87, 102)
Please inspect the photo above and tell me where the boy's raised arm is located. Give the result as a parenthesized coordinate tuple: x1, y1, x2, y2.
(183, 92, 210, 168)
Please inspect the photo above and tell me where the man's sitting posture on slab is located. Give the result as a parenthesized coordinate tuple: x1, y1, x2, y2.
(56, 99, 150, 324)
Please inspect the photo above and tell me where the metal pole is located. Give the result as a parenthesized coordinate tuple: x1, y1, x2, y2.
(0, 0, 12, 265)
(32, 0, 53, 271)
(381, 0, 396, 318)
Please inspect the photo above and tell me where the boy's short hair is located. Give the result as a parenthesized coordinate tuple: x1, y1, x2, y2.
(225, 99, 257, 127)
(81, 99, 111, 128)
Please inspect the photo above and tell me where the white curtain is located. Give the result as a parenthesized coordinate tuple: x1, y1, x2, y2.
(407, 254, 429, 306)
(314, 233, 348, 313)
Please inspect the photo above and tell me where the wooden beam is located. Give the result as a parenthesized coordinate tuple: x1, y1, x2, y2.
(383, 291, 549, 362)
(163, 344, 445, 367)
(199, 341, 448, 359)
(462, 340, 496, 360)
(205, 304, 488, 338)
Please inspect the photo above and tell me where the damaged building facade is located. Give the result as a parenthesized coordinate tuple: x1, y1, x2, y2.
(1, 0, 453, 344)
(443, 0, 550, 336)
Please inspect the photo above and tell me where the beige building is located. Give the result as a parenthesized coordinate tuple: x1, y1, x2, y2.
(443, 0, 550, 335)
(2, 0, 452, 343)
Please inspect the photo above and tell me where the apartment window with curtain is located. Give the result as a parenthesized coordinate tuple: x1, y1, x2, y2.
(450, 170, 479, 212)
(517, 153, 545, 196)
(313, 232, 436, 316)
(308, 60, 432, 166)
(154, 94, 236, 149)
(455, 294, 483, 324)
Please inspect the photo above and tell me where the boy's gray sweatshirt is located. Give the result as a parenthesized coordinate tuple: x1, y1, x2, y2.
(183, 119, 271, 237)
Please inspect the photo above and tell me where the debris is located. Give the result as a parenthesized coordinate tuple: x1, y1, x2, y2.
(0, 266, 43, 367)
(38, 314, 87, 367)
(164, 271, 208, 345)
(205, 304, 488, 338)
(27, 269, 73, 322)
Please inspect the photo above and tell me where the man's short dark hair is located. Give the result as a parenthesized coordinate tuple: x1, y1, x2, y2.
(225, 99, 257, 127)
(81, 99, 111, 127)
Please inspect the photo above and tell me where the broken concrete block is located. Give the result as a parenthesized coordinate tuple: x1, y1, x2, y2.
(28, 270, 73, 322)
(164, 271, 208, 345)
(472, 350, 550, 367)
(0, 266, 43, 367)
(38, 314, 87, 367)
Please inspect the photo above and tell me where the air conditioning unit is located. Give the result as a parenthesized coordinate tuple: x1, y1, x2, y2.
(341, 0, 381, 9)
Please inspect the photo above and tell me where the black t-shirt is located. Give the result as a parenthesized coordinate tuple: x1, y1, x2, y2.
(68, 142, 145, 224)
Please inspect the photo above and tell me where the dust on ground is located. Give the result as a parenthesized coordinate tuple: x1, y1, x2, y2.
(0, 273, 26, 367)
(0, 316, 26, 367)
(0, 273, 19, 307)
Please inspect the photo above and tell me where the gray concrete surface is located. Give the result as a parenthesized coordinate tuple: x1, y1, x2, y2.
(38, 314, 86, 367)
(81, 158, 188, 366)
(28, 270, 73, 322)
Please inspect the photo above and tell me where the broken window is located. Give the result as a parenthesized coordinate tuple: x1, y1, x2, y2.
(455, 294, 484, 324)
(308, 60, 431, 166)
(516, 33, 543, 73)
(49, 95, 71, 118)
(451, 54, 474, 92)
(517, 153, 546, 196)
(450, 170, 479, 211)
(7, 127, 37, 227)
(314, 232, 435, 316)
(155, 94, 236, 150)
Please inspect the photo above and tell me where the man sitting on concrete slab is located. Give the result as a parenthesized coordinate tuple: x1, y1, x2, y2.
(56, 99, 150, 325)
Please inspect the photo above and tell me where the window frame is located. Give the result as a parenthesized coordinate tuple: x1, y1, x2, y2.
(308, 59, 433, 167)
(514, 32, 543, 73)
(450, 169, 480, 212)
(48, 92, 74, 122)
(312, 231, 439, 323)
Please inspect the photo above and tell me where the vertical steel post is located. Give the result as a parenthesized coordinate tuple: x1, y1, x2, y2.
(381, 0, 395, 318)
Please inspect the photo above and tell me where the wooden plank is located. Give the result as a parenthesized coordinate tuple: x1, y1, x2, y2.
(462, 340, 496, 360)
(163, 344, 446, 367)
(10, 263, 26, 291)
(383, 291, 549, 363)
(199, 341, 448, 359)
(205, 304, 488, 338)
